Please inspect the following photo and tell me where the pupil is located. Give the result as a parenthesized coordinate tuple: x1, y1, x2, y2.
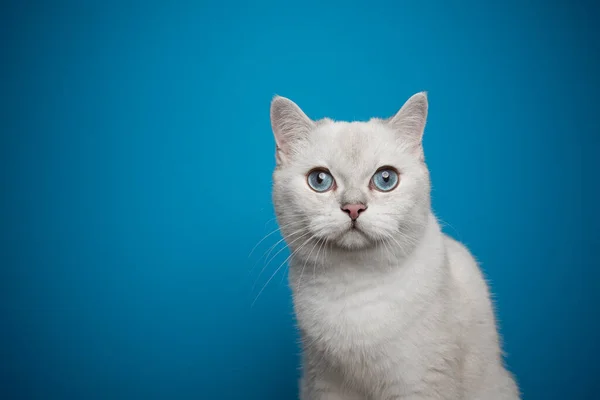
(317, 172, 325, 184)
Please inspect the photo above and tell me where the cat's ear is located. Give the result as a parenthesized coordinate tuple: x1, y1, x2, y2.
(270, 96, 314, 165)
(387, 92, 428, 158)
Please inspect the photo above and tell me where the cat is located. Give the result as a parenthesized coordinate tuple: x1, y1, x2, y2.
(269, 92, 520, 400)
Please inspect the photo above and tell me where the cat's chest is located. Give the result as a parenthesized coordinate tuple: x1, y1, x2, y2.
(293, 275, 409, 350)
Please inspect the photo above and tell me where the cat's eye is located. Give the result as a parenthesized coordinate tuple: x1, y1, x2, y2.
(371, 168, 399, 192)
(307, 169, 335, 192)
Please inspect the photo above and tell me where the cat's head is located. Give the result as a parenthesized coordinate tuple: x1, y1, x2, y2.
(270, 93, 431, 252)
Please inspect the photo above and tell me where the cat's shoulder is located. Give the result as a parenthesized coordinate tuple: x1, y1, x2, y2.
(442, 234, 486, 284)
(443, 234, 475, 264)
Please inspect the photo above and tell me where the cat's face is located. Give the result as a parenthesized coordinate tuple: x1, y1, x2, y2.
(271, 93, 431, 252)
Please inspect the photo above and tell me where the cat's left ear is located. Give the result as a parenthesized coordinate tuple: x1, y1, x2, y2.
(270, 96, 315, 165)
(387, 92, 428, 159)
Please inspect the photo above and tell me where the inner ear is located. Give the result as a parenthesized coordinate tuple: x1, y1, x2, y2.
(270, 96, 314, 163)
(388, 92, 428, 145)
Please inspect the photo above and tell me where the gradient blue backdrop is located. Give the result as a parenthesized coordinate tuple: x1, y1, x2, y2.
(1, 0, 598, 399)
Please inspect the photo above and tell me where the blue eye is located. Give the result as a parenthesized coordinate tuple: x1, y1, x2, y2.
(307, 170, 334, 192)
(371, 168, 399, 191)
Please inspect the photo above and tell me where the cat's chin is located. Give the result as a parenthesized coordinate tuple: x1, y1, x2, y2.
(334, 228, 373, 250)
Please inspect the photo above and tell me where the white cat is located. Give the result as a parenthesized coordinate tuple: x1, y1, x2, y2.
(269, 92, 520, 400)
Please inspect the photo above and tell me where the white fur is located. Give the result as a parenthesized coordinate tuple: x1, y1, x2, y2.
(270, 93, 520, 400)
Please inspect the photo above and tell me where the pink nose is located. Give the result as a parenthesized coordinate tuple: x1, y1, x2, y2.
(341, 203, 367, 220)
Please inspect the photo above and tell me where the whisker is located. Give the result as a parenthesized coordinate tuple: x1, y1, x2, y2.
(313, 236, 327, 280)
(248, 227, 305, 276)
(386, 233, 404, 254)
(437, 217, 462, 241)
(248, 219, 307, 259)
(278, 262, 289, 286)
(376, 234, 387, 264)
(263, 229, 311, 268)
(248, 227, 282, 259)
(297, 236, 322, 291)
(380, 233, 395, 268)
(252, 230, 312, 291)
(262, 214, 309, 228)
(252, 235, 314, 306)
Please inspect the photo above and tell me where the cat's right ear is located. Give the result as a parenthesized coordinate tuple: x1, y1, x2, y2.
(270, 96, 314, 165)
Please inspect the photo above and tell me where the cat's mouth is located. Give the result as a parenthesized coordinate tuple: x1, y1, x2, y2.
(332, 222, 372, 249)
(347, 221, 368, 237)
(307, 220, 372, 250)
(348, 220, 365, 233)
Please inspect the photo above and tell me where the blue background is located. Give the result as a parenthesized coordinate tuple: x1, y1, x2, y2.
(1, 0, 598, 399)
